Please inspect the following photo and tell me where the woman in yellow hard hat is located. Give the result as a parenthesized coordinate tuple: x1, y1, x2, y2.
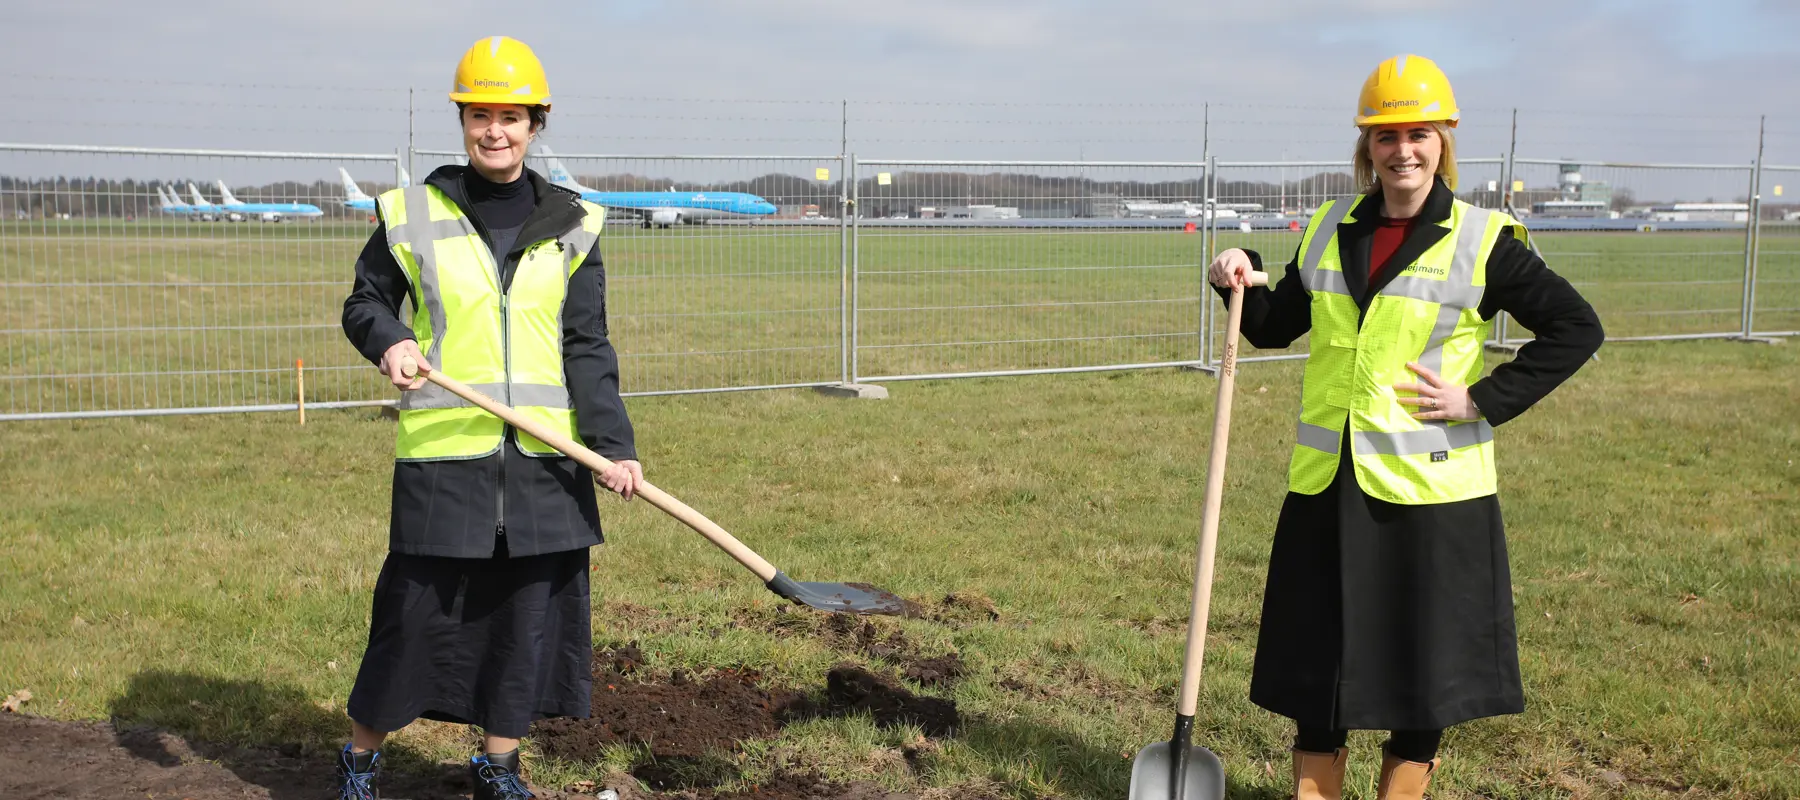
(1207, 55, 1603, 800)
(337, 36, 638, 800)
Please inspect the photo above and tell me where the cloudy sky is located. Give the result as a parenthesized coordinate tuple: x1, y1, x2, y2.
(7, 0, 1798, 194)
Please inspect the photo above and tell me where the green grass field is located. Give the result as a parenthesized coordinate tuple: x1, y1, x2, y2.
(3, 220, 1796, 417)
(2, 339, 1796, 799)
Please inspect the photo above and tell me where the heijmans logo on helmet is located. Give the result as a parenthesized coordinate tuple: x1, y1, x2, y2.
(474, 79, 511, 89)
(1381, 99, 1421, 109)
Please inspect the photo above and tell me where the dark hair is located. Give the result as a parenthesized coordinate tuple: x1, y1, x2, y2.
(456, 103, 548, 133)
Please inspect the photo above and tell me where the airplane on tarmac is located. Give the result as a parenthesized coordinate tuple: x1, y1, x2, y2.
(535, 145, 777, 229)
(339, 165, 411, 213)
(214, 180, 325, 222)
(154, 185, 211, 220)
(183, 183, 233, 221)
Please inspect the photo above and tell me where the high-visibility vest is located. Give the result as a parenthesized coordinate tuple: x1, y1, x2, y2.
(376, 184, 605, 461)
(1289, 196, 1523, 504)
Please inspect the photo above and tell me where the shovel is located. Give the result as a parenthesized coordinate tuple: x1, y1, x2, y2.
(1128, 270, 1267, 800)
(398, 355, 909, 616)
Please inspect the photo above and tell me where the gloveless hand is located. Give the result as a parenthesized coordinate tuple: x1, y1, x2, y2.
(1394, 361, 1481, 421)
(596, 459, 645, 501)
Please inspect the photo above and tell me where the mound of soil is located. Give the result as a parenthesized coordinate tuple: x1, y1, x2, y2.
(533, 646, 803, 764)
(817, 617, 967, 690)
(783, 667, 959, 737)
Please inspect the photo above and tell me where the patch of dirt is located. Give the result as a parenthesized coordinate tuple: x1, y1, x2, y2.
(783, 667, 960, 738)
(533, 645, 803, 764)
(817, 617, 967, 690)
(926, 592, 1002, 626)
(0, 711, 589, 800)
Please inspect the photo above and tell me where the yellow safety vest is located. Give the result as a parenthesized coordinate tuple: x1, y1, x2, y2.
(376, 184, 606, 461)
(1289, 196, 1524, 505)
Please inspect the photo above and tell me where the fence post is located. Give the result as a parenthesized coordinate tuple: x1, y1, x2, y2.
(407, 87, 415, 180)
(1739, 116, 1767, 341)
(842, 154, 854, 385)
(1498, 109, 1519, 347)
(1199, 105, 1213, 371)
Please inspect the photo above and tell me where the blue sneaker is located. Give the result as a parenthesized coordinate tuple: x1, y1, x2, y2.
(334, 744, 381, 800)
(470, 751, 534, 800)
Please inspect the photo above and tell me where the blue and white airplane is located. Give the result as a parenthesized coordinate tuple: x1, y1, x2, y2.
(535, 146, 778, 229)
(155, 185, 209, 220)
(340, 165, 410, 213)
(214, 181, 325, 222)
(184, 183, 231, 221)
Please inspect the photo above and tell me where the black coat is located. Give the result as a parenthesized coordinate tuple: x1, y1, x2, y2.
(1223, 179, 1604, 730)
(341, 166, 637, 559)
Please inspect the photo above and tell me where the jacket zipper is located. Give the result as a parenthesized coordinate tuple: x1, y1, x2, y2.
(459, 174, 511, 538)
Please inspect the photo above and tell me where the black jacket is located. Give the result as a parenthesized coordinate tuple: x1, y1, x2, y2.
(1222, 178, 1605, 729)
(341, 165, 636, 558)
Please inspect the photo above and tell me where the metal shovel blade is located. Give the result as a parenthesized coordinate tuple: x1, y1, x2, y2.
(1127, 741, 1224, 800)
(766, 572, 912, 616)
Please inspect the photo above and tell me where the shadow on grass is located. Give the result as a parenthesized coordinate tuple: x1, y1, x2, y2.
(954, 712, 1285, 800)
(108, 670, 470, 800)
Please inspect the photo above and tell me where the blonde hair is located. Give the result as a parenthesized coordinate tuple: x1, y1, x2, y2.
(1354, 121, 1457, 193)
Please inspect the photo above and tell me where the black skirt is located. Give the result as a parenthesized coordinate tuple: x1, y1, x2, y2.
(347, 545, 593, 739)
(1247, 444, 1525, 731)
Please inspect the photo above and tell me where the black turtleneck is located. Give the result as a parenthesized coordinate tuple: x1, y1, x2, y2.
(464, 169, 536, 267)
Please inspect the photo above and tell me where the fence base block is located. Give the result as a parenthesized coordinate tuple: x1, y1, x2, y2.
(1484, 342, 1523, 356)
(1729, 335, 1784, 345)
(816, 383, 890, 400)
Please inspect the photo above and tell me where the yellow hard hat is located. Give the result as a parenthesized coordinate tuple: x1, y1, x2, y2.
(449, 36, 551, 109)
(1355, 54, 1458, 128)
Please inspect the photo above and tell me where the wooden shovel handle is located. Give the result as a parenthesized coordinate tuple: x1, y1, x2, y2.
(397, 355, 781, 582)
(1176, 269, 1268, 716)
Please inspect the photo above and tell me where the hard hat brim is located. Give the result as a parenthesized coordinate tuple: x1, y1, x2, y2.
(1356, 111, 1460, 128)
(448, 91, 552, 107)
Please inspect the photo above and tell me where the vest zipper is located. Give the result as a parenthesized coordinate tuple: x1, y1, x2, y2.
(497, 290, 511, 535)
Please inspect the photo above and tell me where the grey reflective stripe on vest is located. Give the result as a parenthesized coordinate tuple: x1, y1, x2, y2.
(1299, 199, 1356, 296)
(398, 381, 572, 411)
(1416, 206, 1492, 375)
(556, 222, 599, 266)
(384, 185, 475, 371)
(1351, 419, 1493, 456)
(1296, 421, 1341, 455)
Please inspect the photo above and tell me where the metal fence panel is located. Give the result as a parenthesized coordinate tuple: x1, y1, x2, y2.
(1753, 166, 1800, 336)
(849, 159, 1210, 381)
(411, 150, 848, 396)
(1504, 158, 1754, 343)
(0, 143, 403, 420)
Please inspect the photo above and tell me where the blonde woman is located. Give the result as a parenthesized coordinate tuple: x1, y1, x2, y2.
(1208, 54, 1603, 800)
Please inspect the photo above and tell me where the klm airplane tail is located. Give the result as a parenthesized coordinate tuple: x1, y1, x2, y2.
(339, 168, 372, 202)
(397, 164, 411, 188)
(215, 180, 245, 206)
(187, 183, 210, 206)
(535, 145, 594, 193)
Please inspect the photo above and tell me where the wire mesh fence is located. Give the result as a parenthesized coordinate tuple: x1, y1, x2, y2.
(849, 159, 1211, 381)
(0, 143, 403, 420)
(1, 138, 1793, 421)
(1501, 158, 1756, 343)
(411, 149, 850, 396)
(1753, 165, 1800, 336)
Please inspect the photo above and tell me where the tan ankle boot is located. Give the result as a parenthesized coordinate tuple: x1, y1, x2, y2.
(1376, 750, 1440, 800)
(1291, 747, 1346, 800)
